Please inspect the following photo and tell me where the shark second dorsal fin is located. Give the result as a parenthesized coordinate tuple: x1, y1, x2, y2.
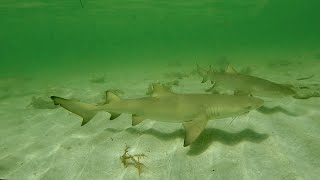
(225, 65, 238, 74)
(147, 83, 174, 97)
(182, 115, 208, 147)
(105, 91, 121, 104)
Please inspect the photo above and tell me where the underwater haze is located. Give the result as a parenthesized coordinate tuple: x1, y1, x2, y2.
(0, 0, 320, 180)
(1, 0, 320, 75)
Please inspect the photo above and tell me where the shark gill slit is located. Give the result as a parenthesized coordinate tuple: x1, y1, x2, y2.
(206, 106, 220, 118)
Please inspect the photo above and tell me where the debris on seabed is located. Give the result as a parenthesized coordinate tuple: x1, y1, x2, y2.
(120, 145, 147, 176)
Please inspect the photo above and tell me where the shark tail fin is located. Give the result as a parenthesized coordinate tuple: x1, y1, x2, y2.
(51, 96, 100, 126)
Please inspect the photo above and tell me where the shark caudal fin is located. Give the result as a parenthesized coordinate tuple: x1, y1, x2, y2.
(51, 96, 100, 126)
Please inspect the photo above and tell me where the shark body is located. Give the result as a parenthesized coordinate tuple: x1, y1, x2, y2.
(51, 83, 263, 146)
(197, 65, 296, 98)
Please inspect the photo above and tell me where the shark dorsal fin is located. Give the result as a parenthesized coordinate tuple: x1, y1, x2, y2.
(147, 83, 174, 97)
(225, 65, 238, 74)
(105, 91, 121, 104)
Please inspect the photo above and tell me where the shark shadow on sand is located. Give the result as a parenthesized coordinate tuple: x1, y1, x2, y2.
(123, 127, 269, 156)
(188, 128, 269, 156)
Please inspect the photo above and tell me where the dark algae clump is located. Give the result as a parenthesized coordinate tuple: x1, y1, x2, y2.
(120, 145, 147, 176)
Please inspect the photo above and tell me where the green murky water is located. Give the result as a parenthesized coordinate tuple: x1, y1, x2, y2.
(1, 0, 319, 75)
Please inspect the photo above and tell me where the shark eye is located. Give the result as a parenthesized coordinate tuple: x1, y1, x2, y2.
(245, 105, 252, 109)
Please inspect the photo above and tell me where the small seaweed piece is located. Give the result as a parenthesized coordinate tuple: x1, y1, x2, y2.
(120, 145, 146, 176)
(120, 145, 131, 168)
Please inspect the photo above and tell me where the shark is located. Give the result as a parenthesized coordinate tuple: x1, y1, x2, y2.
(197, 64, 296, 98)
(51, 83, 264, 147)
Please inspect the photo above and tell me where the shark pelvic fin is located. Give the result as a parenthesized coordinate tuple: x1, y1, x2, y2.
(105, 91, 121, 104)
(182, 116, 208, 147)
(132, 114, 145, 126)
(225, 65, 238, 74)
(147, 83, 174, 97)
(51, 96, 99, 126)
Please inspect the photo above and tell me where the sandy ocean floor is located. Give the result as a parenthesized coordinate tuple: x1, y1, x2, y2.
(0, 59, 320, 180)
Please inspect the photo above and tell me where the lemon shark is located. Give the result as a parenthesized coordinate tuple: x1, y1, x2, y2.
(197, 64, 296, 98)
(51, 83, 263, 146)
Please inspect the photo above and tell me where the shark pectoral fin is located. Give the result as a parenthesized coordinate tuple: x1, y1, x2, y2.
(51, 96, 99, 126)
(182, 116, 208, 147)
(132, 114, 145, 126)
